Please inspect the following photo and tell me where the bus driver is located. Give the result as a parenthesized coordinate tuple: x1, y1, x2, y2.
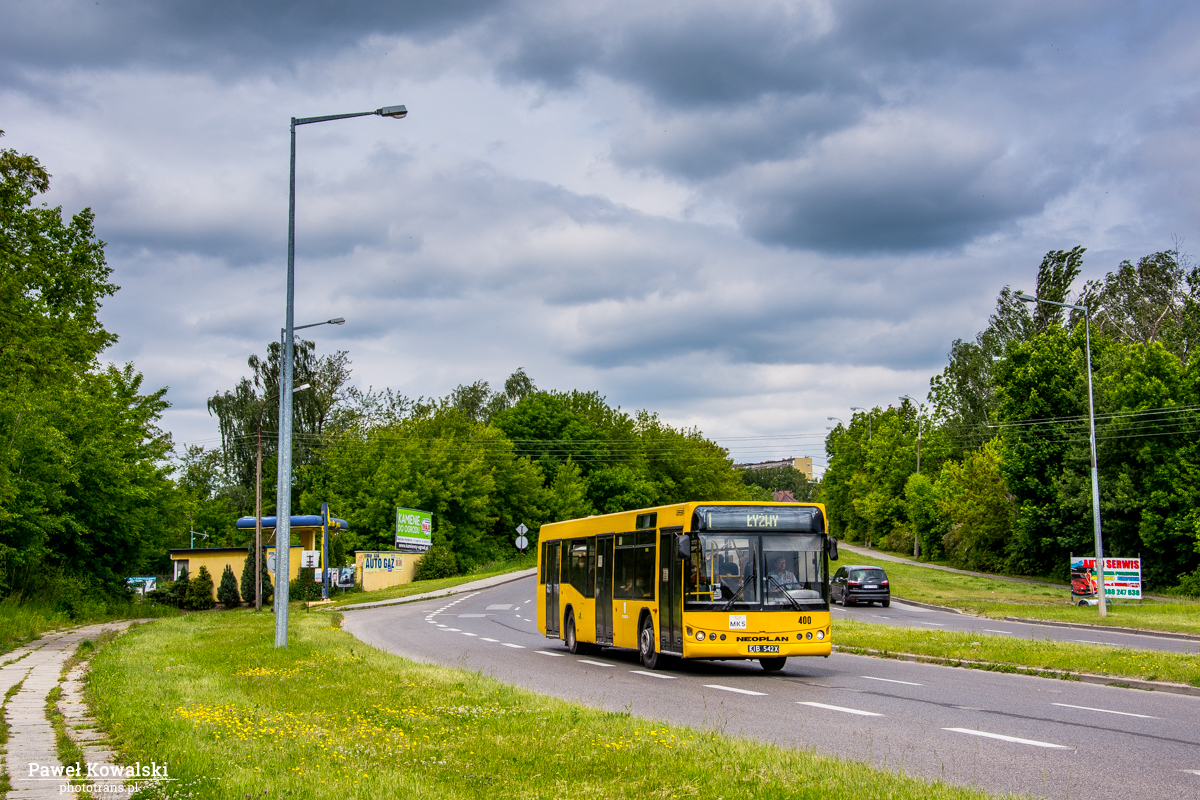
(768, 556, 798, 589)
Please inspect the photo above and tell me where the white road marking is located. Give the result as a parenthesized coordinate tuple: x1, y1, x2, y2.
(486, 604, 513, 610)
(460, 632, 478, 637)
(480, 638, 499, 643)
(1073, 640, 1119, 646)
(1181, 770, 1200, 776)
(501, 643, 525, 649)
(458, 614, 486, 618)
(435, 624, 447, 628)
(916, 621, 946, 626)
(1051, 703, 1158, 719)
(536, 650, 566, 657)
(861, 676, 922, 686)
(943, 728, 1068, 749)
(982, 629, 1014, 635)
(577, 660, 616, 667)
(705, 684, 767, 696)
(889, 601, 935, 613)
(440, 628, 461, 632)
(631, 670, 677, 679)
(798, 701, 881, 717)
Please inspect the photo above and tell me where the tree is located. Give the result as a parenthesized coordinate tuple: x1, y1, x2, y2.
(937, 441, 1014, 571)
(217, 564, 240, 607)
(0, 135, 179, 594)
(240, 549, 273, 606)
(183, 565, 215, 610)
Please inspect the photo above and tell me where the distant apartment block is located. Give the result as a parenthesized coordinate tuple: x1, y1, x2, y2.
(736, 456, 814, 481)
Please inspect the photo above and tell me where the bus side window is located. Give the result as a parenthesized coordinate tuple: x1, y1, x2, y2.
(585, 536, 596, 598)
(636, 544, 655, 599)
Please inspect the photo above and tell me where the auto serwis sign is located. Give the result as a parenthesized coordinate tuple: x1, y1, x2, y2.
(396, 508, 433, 553)
(1070, 557, 1142, 599)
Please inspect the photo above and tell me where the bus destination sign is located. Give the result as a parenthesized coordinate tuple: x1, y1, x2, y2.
(696, 506, 824, 533)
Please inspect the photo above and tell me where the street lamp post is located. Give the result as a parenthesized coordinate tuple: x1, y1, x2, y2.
(275, 105, 406, 649)
(1018, 294, 1107, 617)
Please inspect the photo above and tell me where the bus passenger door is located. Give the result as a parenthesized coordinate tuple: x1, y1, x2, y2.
(596, 534, 614, 645)
(545, 541, 560, 637)
(659, 527, 684, 654)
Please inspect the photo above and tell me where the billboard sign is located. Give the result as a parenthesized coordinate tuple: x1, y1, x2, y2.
(396, 508, 433, 553)
(127, 576, 157, 596)
(361, 552, 402, 573)
(1070, 557, 1142, 600)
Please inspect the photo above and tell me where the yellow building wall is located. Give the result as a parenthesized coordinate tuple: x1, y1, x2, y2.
(170, 545, 308, 600)
(355, 551, 425, 592)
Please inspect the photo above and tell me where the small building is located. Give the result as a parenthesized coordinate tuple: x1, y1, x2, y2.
(168, 514, 348, 600)
(737, 456, 814, 481)
(355, 551, 425, 592)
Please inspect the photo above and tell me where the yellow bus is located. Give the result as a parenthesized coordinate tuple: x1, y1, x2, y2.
(536, 501, 839, 671)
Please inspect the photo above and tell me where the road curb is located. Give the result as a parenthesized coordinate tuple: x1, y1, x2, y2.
(1002, 616, 1200, 642)
(833, 645, 1200, 698)
(890, 596, 965, 614)
(333, 568, 537, 612)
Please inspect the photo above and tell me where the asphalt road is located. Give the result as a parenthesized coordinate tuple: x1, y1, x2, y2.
(343, 575, 1200, 800)
(831, 596, 1199, 654)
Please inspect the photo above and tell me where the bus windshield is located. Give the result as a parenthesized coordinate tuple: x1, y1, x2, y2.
(686, 533, 826, 610)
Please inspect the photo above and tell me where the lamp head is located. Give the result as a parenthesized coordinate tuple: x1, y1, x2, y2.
(377, 105, 408, 119)
(328, 317, 346, 325)
(294, 383, 312, 393)
(1017, 293, 1037, 303)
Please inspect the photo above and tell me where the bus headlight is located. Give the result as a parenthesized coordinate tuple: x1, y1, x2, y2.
(816, 630, 825, 640)
(696, 631, 705, 641)
(806, 632, 812, 640)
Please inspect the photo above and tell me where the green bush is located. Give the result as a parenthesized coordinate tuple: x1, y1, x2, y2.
(216, 564, 240, 608)
(183, 566, 215, 610)
(414, 547, 458, 580)
(288, 568, 321, 602)
(1178, 567, 1200, 598)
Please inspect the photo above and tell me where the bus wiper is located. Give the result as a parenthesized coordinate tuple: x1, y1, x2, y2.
(722, 568, 756, 610)
(767, 574, 804, 611)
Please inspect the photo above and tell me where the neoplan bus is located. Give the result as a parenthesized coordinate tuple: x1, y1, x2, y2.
(536, 501, 839, 671)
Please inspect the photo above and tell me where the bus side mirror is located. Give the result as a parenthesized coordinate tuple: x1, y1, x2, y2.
(827, 538, 839, 561)
(676, 534, 691, 561)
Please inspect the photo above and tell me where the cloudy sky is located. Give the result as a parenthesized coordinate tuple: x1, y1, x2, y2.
(3, 1, 1197, 472)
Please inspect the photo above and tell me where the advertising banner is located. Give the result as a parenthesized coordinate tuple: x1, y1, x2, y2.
(1070, 557, 1142, 599)
(396, 508, 433, 553)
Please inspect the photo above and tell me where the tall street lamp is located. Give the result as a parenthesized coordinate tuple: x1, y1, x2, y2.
(276, 106, 406, 649)
(1018, 294, 1107, 617)
(254, 382, 310, 612)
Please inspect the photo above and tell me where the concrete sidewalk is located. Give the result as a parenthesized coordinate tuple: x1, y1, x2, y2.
(336, 568, 537, 612)
(1, 621, 140, 799)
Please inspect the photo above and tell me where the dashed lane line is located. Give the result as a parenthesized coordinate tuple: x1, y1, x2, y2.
(1073, 640, 1120, 646)
(536, 651, 566, 657)
(942, 728, 1068, 749)
(705, 684, 767, 696)
(439, 627, 461, 632)
(798, 701, 882, 717)
(861, 676, 922, 686)
(460, 632, 478, 637)
(981, 629, 1014, 635)
(630, 670, 677, 679)
(480, 638, 499, 642)
(501, 643, 525, 649)
(1051, 703, 1158, 719)
(577, 660, 616, 667)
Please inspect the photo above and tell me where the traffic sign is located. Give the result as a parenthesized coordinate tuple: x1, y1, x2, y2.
(516, 523, 528, 535)
(267, 554, 276, 574)
(515, 522, 529, 552)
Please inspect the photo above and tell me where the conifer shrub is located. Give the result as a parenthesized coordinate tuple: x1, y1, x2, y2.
(217, 564, 240, 608)
(183, 566, 215, 610)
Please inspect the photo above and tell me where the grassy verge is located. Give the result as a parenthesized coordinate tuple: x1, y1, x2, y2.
(86, 613, 1007, 800)
(835, 619, 1200, 686)
(0, 596, 177, 656)
(0, 679, 21, 795)
(324, 558, 533, 609)
(839, 552, 1200, 635)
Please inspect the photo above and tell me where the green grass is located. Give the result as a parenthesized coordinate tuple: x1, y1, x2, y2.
(839, 552, 1200, 635)
(834, 620, 1200, 686)
(324, 557, 534, 609)
(85, 612, 1011, 800)
(0, 595, 178, 656)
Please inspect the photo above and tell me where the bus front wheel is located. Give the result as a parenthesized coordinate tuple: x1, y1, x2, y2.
(638, 617, 660, 669)
(759, 657, 787, 671)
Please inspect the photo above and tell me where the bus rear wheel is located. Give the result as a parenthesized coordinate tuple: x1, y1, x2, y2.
(638, 617, 660, 669)
(759, 657, 787, 671)
(565, 611, 583, 654)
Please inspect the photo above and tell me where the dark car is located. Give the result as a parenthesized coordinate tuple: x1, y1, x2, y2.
(831, 565, 890, 607)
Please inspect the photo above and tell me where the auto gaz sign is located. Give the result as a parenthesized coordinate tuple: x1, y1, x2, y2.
(396, 507, 433, 553)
